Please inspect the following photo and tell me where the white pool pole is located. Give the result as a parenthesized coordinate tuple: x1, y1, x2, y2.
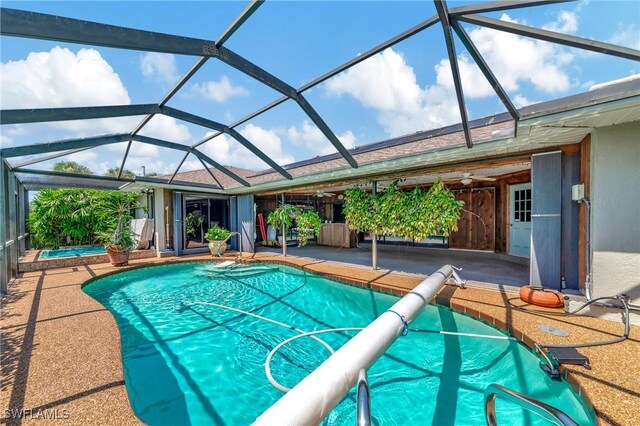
(253, 264, 454, 426)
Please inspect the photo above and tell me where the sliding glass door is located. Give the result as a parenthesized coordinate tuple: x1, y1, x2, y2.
(175, 193, 229, 255)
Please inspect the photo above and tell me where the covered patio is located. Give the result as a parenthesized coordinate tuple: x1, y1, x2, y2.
(258, 242, 529, 287)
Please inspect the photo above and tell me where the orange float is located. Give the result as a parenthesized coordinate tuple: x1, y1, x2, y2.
(519, 285, 564, 308)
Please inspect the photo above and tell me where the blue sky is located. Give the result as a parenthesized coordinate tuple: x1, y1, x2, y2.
(1, 0, 639, 175)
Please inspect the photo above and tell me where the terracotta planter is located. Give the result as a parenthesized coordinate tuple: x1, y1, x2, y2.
(208, 241, 227, 256)
(106, 246, 131, 266)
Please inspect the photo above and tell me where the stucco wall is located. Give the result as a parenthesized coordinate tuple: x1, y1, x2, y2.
(591, 121, 640, 303)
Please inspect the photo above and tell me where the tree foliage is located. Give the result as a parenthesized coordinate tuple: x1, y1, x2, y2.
(295, 210, 321, 247)
(53, 161, 93, 175)
(344, 178, 463, 240)
(105, 167, 136, 179)
(29, 188, 142, 249)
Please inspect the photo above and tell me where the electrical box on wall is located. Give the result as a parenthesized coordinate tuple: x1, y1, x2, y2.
(572, 184, 585, 201)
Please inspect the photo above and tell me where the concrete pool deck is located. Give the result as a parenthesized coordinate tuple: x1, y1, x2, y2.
(259, 242, 530, 286)
(1, 253, 638, 425)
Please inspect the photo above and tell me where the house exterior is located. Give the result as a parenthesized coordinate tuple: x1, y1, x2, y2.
(117, 78, 640, 310)
(2, 78, 637, 315)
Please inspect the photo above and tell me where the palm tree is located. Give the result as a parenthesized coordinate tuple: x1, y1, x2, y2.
(105, 167, 135, 179)
(53, 161, 93, 175)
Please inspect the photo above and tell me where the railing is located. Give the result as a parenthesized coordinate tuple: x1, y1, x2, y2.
(216, 231, 243, 257)
(485, 384, 579, 426)
(356, 369, 371, 426)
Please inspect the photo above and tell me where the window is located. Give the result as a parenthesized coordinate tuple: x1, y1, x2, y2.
(514, 189, 531, 222)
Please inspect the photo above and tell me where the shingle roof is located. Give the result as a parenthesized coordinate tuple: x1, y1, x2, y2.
(163, 114, 514, 190)
(157, 165, 256, 189)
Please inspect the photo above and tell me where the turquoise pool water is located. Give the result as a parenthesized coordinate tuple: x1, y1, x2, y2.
(41, 246, 105, 258)
(83, 262, 596, 425)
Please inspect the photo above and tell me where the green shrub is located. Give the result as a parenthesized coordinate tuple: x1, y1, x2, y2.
(29, 189, 142, 249)
(205, 226, 232, 241)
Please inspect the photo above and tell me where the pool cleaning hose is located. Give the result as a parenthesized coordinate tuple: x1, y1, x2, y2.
(184, 301, 514, 394)
(535, 294, 631, 378)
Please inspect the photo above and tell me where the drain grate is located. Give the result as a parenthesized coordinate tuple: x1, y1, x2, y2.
(538, 323, 569, 337)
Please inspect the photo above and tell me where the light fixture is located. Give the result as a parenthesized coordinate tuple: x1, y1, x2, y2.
(460, 178, 473, 185)
(338, 194, 344, 200)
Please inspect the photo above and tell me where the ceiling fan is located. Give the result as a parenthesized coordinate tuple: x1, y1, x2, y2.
(312, 190, 336, 198)
(297, 190, 337, 198)
(446, 172, 496, 185)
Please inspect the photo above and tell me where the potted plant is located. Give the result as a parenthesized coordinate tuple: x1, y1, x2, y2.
(97, 198, 142, 266)
(205, 225, 232, 256)
(295, 210, 321, 247)
(267, 204, 300, 246)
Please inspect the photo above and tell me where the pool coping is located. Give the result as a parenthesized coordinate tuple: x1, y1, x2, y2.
(4, 253, 637, 425)
(18, 249, 156, 273)
(255, 257, 600, 423)
(81, 256, 598, 423)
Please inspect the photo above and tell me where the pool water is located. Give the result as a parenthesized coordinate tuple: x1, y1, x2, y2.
(41, 246, 106, 258)
(83, 262, 596, 425)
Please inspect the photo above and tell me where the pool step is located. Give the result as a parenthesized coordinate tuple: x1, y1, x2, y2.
(212, 261, 236, 268)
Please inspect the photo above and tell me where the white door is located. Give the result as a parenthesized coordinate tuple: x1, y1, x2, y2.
(509, 183, 532, 257)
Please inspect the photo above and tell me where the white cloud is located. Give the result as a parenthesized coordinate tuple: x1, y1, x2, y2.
(513, 94, 536, 108)
(435, 55, 493, 98)
(466, 14, 573, 93)
(1, 46, 130, 109)
(287, 120, 356, 156)
(325, 12, 576, 137)
(197, 124, 294, 170)
(67, 151, 97, 163)
(1, 47, 198, 175)
(0, 46, 134, 136)
(139, 115, 193, 144)
(1, 134, 14, 148)
(239, 124, 294, 167)
(609, 24, 640, 50)
(543, 11, 578, 34)
(190, 76, 249, 102)
(140, 53, 179, 83)
(325, 48, 461, 136)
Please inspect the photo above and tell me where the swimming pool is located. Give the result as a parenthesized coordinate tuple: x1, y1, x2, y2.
(83, 262, 596, 425)
(41, 246, 106, 258)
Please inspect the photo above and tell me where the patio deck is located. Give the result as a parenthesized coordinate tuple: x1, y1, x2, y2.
(1, 253, 637, 425)
(259, 242, 530, 287)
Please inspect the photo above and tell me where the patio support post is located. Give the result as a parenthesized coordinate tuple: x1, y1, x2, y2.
(0, 158, 7, 294)
(281, 193, 287, 257)
(372, 181, 377, 270)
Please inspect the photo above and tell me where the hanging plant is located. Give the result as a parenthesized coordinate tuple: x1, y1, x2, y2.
(267, 204, 300, 236)
(295, 210, 321, 247)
